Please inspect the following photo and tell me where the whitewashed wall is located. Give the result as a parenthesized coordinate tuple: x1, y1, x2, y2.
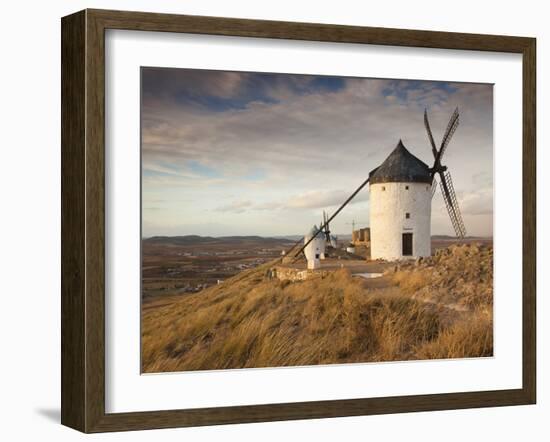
(370, 182, 432, 260)
(304, 233, 325, 268)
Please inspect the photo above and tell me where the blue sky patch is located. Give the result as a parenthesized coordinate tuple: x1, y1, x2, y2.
(382, 80, 459, 104)
(172, 72, 347, 112)
(243, 169, 267, 181)
(187, 160, 222, 178)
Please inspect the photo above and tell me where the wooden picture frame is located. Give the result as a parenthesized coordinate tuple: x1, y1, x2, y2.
(61, 8, 536, 433)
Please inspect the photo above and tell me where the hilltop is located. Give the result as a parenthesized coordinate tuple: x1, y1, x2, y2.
(142, 243, 493, 373)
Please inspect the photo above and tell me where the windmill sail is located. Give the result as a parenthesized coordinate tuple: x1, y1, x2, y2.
(321, 211, 330, 243)
(424, 109, 438, 158)
(439, 171, 466, 238)
(425, 107, 466, 239)
(438, 107, 459, 162)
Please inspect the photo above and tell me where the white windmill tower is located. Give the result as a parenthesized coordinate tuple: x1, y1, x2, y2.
(369, 140, 433, 260)
(304, 225, 326, 269)
(369, 108, 466, 260)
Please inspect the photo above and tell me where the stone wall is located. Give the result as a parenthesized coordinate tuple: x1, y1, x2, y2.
(271, 266, 331, 282)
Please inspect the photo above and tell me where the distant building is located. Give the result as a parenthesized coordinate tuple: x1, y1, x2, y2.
(351, 227, 370, 245)
(369, 140, 432, 260)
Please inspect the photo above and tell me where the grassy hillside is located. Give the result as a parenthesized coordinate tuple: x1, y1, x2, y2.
(389, 243, 493, 359)
(142, 244, 493, 373)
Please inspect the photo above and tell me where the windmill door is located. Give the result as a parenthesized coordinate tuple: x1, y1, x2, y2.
(402, 233, 413, 256)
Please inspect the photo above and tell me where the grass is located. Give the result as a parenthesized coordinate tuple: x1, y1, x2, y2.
(142, 243, 493, 372)
(415, 313, 493, 359)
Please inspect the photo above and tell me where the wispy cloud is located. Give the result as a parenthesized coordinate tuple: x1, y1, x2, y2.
(215, 200, 253, 213)
(286, 190, 368, 209)
(459, 187, 494, 216)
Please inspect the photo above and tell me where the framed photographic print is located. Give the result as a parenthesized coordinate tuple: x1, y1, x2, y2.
(61, 9, 536, 433)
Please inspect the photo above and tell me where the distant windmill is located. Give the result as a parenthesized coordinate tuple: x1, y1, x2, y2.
(321, 211, 331, 243)
(322, 211, 338, 248)
(424, 107, 466, 239)
(303, 225, 326, 269)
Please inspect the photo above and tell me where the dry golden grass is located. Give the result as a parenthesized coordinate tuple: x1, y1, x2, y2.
(416, 312, 493, 359)
(142, 244, 493, 373)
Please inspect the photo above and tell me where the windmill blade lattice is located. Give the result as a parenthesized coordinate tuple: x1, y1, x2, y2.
(439, 171, 466, 238)
(425, 107, 466, 239)
(438, 107, 460, 162)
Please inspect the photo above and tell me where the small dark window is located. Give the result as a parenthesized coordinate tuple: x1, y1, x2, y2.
(382, 186, 385, 191)
(315, 253, 320, 259)
(405, 185, 409, 190)
(405, 213, 410, 219)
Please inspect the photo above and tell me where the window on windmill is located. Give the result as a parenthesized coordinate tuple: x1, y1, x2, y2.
(405, 212, 410, 219)
(382, 186, 386, 191)
(405, 185, 409, 190)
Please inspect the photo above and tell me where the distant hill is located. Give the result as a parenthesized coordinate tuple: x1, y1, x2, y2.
(143, 235, 291, 246)
(143, 234, 493, 246)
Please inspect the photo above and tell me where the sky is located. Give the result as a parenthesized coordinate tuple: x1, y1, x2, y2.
(141, 67, 493, 238)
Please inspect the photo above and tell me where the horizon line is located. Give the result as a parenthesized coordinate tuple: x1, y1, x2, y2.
(142, 233, 494, 239)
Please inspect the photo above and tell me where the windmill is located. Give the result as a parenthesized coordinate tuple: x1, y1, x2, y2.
(424, 107, 467, 239)
(284, 107, 469, 264)
(322, 210, 338, 248)
(321, 210, 332, 244)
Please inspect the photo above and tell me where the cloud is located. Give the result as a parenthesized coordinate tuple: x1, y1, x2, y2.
(215, 200, 253, 213)
(141, 69, 493, 236)
(214, 189, 369, 214)
(254, 201, 283, 211)
(142, 68, 347, 112)
(460, 187, 494, 216)
(285, 189, 368, 209)
(142, 68, 246, 102)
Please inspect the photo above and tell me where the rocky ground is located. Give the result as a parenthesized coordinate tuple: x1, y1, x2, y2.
(388, 243, 493, 313)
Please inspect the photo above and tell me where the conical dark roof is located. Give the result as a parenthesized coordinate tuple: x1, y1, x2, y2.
(369, 140, 432, 184)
